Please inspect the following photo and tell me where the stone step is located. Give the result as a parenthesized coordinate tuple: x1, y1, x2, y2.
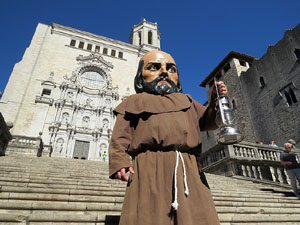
(0, 177, 125, 188)
(215, 201, 300, 208)
(0, 181, 126, 192)
(220, 223, 300, 225)
(212, 196, 300, 204)
(2, 187, 298, 206)
(0, 201, 122, 211)
(0, 213, 120, 223)
(1, 212, 300, 224)
(0, 174, 288, 194)
(0, 186, 125, 197)
(0, 192, 124, 203)
(2, 184, 293, 202)
(1, 192, 299, 210)
(0, 169, 109, 178)
(0, 201, 298, 215)
(218, 214, 300, 222)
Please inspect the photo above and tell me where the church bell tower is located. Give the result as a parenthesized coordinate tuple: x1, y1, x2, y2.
(130, 19, 161, 51)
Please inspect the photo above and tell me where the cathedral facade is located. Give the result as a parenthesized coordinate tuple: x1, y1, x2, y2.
(0, 20, 160, 161)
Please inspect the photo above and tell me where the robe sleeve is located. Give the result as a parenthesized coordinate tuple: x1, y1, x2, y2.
(192, 92, 218, 131)
(199, 105, 218, 131)
(109, 113, 133, 179)
(201, 88, 219, 131)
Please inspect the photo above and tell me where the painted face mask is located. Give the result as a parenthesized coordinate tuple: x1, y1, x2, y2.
(134, 51, 182, 95)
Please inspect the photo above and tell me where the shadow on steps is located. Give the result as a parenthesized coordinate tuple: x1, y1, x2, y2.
(105, 215, 120, 225)
(260, 188, 296, 197)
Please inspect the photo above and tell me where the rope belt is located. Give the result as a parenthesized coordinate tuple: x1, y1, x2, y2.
(171, 150, 189, 210)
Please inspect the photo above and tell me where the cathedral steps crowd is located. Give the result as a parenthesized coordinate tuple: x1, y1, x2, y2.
(0, 155, 300, 225)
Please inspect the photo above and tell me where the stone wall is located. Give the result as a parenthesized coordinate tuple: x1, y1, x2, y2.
(200, 52, 257, 153)
(239, 23, 300, 147)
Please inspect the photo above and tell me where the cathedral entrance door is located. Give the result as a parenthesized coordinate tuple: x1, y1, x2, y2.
(73, 140, 89, 160)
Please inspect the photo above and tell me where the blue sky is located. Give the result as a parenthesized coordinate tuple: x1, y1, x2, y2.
(1, 0, 300, 104)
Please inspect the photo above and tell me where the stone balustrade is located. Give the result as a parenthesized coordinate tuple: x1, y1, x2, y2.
(6, 135, 43, 157)
(199, 141, 300, 185)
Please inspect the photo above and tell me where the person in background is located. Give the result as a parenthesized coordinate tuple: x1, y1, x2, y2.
(280, 139, 300, 197)
(269, 140, 278, 147)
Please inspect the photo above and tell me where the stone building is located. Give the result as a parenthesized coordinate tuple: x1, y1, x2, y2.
(200, 51, 257, 153)
(200, 23, 300, 149)
(0, 19, 160, 160)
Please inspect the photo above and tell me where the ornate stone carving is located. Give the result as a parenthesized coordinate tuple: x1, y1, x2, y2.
(76, 53, 113, 69)
(35, 96, 54, 106)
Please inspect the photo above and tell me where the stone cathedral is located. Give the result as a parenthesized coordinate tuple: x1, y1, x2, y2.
(0, 20, 160, 161)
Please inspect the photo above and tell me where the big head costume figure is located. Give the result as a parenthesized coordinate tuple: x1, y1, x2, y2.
(109, 49, 227, 225)
(134, 50, 182, 95)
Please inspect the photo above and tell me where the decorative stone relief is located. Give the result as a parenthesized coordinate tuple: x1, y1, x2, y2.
(102, 119, 109, 129)
(82, 116, 90, 128)
(47, 53, 119, 160)
(55, 138, 64, 153)
(62, 112, 69, 124)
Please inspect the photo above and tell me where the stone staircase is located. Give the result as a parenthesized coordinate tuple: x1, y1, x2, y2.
(0, 155, 300, 225)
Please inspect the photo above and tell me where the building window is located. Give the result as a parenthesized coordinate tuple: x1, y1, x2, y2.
(111, 50, 116, 57)
(103, 48, 108, 55)
(41, 89, 51, 96)
(216, 72, 222, 80)
(118, 52, 123, 59)
(294, 48, 300, 59)
(279, 83, 298, 106)
(223, 63, 231, 73)
(79, 41, 84, 49)
(70, 40, 76, 47)
(148, 31, 153, 45)
(87, 44, 92, 51)
(239, 60, 246, 67)
(95, 46, 100, 52)
(232, 99, 237, 109)
(138, 31, 142, 45)
(259, 77, 265, 88)
(80, 69, 105, 89)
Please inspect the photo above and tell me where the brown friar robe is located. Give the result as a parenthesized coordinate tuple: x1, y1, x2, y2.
(109, 92, 220, 225)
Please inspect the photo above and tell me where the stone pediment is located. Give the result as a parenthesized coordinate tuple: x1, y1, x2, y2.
(76, 53, 113, 69)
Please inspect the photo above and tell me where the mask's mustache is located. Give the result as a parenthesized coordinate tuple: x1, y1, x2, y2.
(156, 74, 173, 84)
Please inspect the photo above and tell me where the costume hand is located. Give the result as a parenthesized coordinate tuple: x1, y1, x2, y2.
(213, 81, 228, 96)
(115, 167, 134, 182)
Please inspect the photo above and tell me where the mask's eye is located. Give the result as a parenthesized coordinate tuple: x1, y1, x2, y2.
(167, 64, 177, 73)
(146, 63, 160, 71)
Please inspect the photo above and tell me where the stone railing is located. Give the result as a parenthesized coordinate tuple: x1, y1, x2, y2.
(199, 141, 300, 186)
(6, 135, 44, 157)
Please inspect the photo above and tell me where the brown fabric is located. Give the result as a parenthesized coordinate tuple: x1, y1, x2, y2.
(109, 92, 220, 225)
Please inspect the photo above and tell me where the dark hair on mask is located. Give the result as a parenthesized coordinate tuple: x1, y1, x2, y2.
(134, 60, 183, 93)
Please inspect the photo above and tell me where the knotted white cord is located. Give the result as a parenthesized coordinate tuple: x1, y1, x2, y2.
(179, 152, 189, 196)
(171, 150, 189, 211)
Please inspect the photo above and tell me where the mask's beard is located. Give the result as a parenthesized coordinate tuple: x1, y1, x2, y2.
(142, 75, 179, 95)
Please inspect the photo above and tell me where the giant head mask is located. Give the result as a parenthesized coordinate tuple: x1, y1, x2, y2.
(134, 50, 183, 95)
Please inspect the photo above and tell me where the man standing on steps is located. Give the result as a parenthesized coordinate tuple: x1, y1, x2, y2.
(280, 139, 300, 198)
(109, 50, 228, 225)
